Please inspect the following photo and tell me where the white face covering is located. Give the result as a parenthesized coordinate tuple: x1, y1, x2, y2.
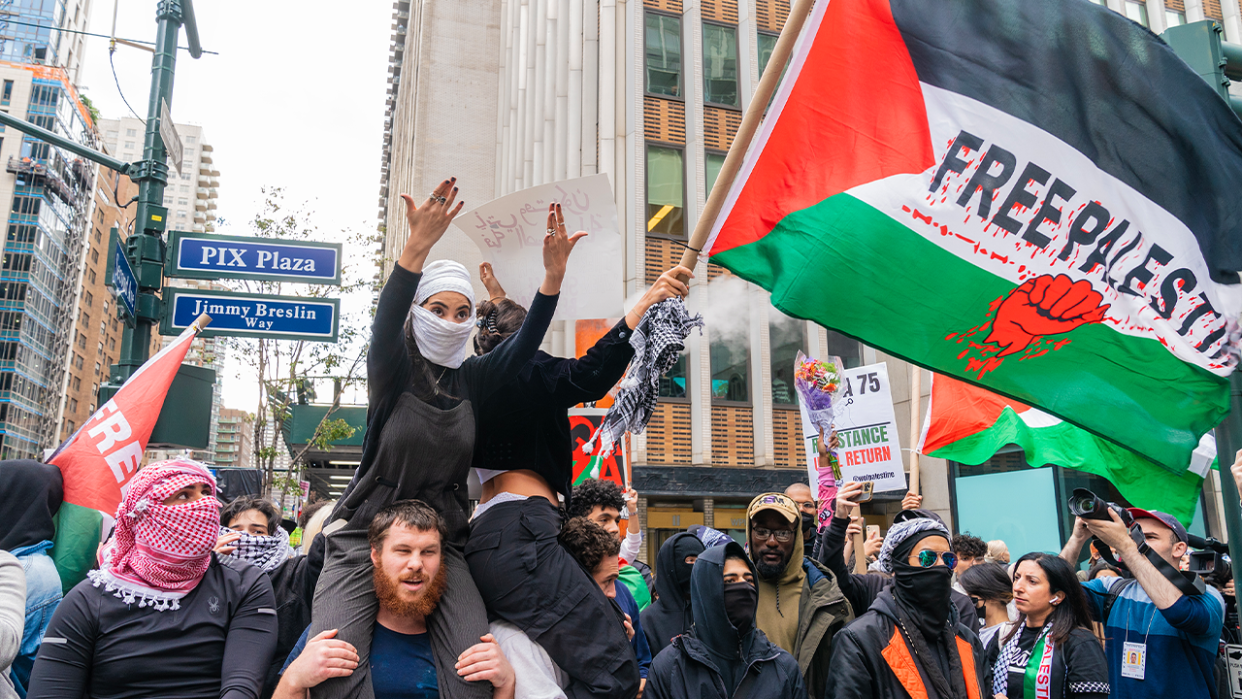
(409, 260, 477, 369)
(409, 304, 475, 368)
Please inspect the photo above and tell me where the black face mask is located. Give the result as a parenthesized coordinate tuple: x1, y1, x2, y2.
(975, 602, 987, 622)
(723, 581, 758, 632)
(892, 562, 954, 638)
(800, 512, 816, 538)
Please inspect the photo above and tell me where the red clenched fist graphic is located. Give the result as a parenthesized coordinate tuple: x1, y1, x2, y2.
(985, 274, 1109, 357)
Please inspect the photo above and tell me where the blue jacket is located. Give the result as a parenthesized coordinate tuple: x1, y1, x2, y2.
(616, 579, 652, 679)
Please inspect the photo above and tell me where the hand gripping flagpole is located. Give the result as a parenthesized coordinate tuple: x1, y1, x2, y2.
(674, 0, 816, 275)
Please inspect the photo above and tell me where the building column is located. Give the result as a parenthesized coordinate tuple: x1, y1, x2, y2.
(1185, 0, 1205, 23)
(702, 497, 715, 529)
(1222, 0, 1242, 43)
(752, 286, 772, 467)
(1147, 0, 1168, 32)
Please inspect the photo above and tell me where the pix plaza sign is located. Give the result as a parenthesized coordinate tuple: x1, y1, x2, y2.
(160, 288, 339, 342)
(166, 231, 342, 285)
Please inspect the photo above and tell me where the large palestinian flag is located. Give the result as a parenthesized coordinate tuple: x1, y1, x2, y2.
(705, 0, 1242, 473)
(918, 374, 1210, 525)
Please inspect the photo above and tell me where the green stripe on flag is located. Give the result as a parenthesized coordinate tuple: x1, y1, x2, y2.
(929, 406, 1202, 525)
(52, 502, 102, 594)
(711, 192, 1226, 474)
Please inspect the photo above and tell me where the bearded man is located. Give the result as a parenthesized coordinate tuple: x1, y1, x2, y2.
(275, 500, 516, 699)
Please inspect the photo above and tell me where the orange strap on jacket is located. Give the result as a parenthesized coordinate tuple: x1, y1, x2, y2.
(879, 626, 982, 699)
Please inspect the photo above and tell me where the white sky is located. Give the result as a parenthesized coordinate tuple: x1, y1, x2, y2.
(79, 0, 392, 411)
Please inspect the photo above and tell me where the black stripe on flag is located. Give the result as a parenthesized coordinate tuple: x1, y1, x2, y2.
(890, 0, 1242, 284)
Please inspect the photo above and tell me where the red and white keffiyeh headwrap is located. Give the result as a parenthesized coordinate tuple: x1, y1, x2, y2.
(88, 459, 220, 611)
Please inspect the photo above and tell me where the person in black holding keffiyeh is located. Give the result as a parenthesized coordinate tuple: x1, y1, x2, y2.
(465, 260, 689, 699)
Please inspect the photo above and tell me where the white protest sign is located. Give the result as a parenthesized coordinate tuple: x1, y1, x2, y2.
(1225, 644, 1242, 699)
(800, 362, 907, 497)
(454, 174, 623, 320)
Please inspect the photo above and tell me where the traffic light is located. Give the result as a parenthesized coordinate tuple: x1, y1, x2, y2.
(1162, 20, 1242, 116)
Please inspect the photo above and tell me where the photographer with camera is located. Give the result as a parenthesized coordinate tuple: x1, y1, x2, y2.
(1060, 496, 1224, 699)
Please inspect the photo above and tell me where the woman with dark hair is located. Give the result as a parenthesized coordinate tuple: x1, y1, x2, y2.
(310, 179, 583, 699)
(993, 552, 1110, 699)
(960, 562, 1015, 649)
(465, 260, 688, 699)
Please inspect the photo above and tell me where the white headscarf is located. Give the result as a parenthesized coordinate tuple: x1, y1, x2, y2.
(409, 260, 476, 369)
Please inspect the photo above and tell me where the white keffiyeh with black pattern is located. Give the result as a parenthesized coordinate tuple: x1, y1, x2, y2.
(584, 297, 703, 457)
(219, 524, 294, 571)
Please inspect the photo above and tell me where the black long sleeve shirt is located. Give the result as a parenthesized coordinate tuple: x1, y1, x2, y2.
(339, 265, 557, 518)
(472, 319, 635, 506)
(27, 554, 278, 699)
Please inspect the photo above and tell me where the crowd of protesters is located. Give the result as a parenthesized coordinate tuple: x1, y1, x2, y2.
(0, 180, 1240, 699)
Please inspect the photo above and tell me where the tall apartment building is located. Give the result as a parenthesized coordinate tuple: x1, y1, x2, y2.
(0, 63, 100, 458)
(0, 0, 93, 86)
(381, 0, 1236, 556)
(215, 407, 253, 470)
(57, 165, 160, 443)
(97, 117, 218, 234)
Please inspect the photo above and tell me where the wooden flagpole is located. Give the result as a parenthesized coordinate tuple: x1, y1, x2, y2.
(676, 0, 816, 272)
(908, 368, 922, 494)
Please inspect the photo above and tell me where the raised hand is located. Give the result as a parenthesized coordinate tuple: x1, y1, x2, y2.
(900, 491, 923, 511)
(397, 177, 465, 273)
(835, 481, 865, 519)
(985, 274, 1109, 357)
(540, 203, 587, 295)
(479, 262, 507, 301)
(625, 265, 694, 329)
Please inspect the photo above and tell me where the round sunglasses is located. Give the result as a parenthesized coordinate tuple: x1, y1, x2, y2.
(915, 550, 958, 570)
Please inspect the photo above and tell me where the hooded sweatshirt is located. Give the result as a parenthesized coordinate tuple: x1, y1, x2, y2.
(645, 542, 806, 699)
(642, 532, 704, 654)
(0, 460, 63, 552)
(746, 510, 805, 653)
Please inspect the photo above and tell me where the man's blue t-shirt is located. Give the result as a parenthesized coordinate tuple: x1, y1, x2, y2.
(283, 623, 439, 699)
(1082, 576, 1223, 699)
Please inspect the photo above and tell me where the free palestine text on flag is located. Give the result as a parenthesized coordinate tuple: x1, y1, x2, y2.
(49, 321, 205, 591)
(704, 0, 1242, 473)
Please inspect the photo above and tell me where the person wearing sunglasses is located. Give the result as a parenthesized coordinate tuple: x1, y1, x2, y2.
(743, 493, 852, 699)
(824, 517, 987, 699)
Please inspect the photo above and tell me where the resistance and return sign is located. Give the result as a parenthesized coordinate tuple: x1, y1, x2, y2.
(800, 362, 907, 497)
(162, 231, 342, 342)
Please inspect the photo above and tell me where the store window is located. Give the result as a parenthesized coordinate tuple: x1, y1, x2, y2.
(645, 12, 682, 97)
(658, 350, 689, 398)
(1165, 10, 1185, 26)
(703, 23, 739, 107)
(705, 150, 726, 196)
(757, 31, 778, 77)
(769, 316, 804, 405)
(710, 291, 750, 402)
(1124, 1, 1148, 26)
(826, 330, 863, 369)
(646, 145, 685, 237)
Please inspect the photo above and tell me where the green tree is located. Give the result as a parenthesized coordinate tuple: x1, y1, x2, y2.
(221, 187, 382, 503)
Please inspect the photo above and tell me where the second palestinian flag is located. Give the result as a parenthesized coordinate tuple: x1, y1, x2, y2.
(704, 0, 1242, 473)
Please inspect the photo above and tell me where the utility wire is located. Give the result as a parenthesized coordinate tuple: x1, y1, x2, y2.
(0, 17, 218, 54)
(109, 47, 145, 124)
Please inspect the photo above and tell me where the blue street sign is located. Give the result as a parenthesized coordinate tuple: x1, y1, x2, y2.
(160, 288, 339, 342)
(165, 230, 342, 285)
(111, 240, 137, 319)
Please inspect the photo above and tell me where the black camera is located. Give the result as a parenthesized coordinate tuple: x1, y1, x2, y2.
(1187, 534, 1231, 581)
(1068, 488, 1135, 525)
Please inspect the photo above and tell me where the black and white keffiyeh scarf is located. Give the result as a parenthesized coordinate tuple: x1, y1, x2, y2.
(584, 297, 703, 457)
(220, 524, 294, 571)
(992, 622, 1052, 696)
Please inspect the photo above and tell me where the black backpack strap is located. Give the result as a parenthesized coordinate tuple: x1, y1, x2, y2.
(1101, 578, 1137, 624)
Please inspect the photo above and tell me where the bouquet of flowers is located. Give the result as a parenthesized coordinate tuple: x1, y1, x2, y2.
(794, 351, 842, 483)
